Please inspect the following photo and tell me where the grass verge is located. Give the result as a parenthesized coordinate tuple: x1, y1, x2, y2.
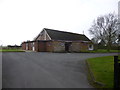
(0, 49, 25, 52)
(85, 49, 119, 53)
(86, 56, 116, 88)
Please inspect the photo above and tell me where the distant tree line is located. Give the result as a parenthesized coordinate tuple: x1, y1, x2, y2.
(2, 45, 21, 49)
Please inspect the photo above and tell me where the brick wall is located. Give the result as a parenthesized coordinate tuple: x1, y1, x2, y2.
(52, 41, 65, 52)
(69, 41, 92, 52)
(34, 41, 38, 52)
(22, 41, 93, 52)
(37, 41, 46, 52)
(70, 42, 81, 52)
(80, 42, 88, 51)
(28, 42, 32, 50)
(22, 43, 26, 50)
(46, 41, 53, 52)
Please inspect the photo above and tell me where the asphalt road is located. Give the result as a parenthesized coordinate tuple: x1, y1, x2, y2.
(0, 52, 2, 89)
(2, 52, 117, 88)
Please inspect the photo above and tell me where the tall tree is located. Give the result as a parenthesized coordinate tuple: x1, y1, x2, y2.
(89, 13, 119, 51)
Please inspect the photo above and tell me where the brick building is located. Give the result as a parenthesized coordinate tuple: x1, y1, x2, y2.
(22, 28, 94, 52)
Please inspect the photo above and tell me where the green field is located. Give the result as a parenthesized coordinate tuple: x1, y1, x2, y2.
(87, 56, 116, 88)
(0, 49, 24, 52)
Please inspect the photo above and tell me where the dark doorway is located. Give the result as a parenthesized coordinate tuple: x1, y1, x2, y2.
(65, 42, 72, 52)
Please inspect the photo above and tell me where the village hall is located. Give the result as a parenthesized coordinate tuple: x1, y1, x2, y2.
(22, 28, 94, 52)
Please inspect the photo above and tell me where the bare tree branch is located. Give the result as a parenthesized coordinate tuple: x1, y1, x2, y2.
(89, 13, 118, 51)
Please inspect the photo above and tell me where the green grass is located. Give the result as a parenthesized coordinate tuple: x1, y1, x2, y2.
(87, 56, 115, 88)
(0, 49, 24, 52)
(86, 49, 119, 53)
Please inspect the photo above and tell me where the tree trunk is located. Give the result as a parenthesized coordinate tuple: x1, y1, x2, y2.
(107, 41, 111, 52)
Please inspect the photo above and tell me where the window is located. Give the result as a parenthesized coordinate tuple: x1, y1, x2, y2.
(60, 43, 64, 46)
(89, 45, 92, 48)
(88, 44, 93, 50)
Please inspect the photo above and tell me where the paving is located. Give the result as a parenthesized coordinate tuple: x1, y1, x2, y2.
(2, 52, 118, 88)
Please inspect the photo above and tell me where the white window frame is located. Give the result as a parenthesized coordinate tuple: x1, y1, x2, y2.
(32, 42, 35, 51)
(88, 44, 94, 50)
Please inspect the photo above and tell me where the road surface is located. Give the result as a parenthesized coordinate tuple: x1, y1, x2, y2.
(2, 52, 117, 88)
(0, 52, 2, 89)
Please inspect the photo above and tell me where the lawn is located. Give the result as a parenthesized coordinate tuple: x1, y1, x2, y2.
(0, 49, 24, 52)
(86, 49, 119, 53)
(87, 56, 116, 88)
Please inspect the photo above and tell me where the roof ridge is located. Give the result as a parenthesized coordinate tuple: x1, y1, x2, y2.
(44, 28, 84, 36)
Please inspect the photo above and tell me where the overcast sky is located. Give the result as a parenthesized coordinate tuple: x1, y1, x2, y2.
(0, 0, 119, 46)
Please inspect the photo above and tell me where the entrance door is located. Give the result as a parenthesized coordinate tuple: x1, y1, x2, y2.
(65, 42, 72, 52)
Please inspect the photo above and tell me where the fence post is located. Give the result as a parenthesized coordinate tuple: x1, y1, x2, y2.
(114, 56, 120, 88)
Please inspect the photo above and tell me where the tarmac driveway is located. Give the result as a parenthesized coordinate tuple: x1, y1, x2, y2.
(0, 52, 2, 89)
(2, 52, 117, 88)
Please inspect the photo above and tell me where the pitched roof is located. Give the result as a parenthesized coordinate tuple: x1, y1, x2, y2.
(44, 28, 90, 41)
